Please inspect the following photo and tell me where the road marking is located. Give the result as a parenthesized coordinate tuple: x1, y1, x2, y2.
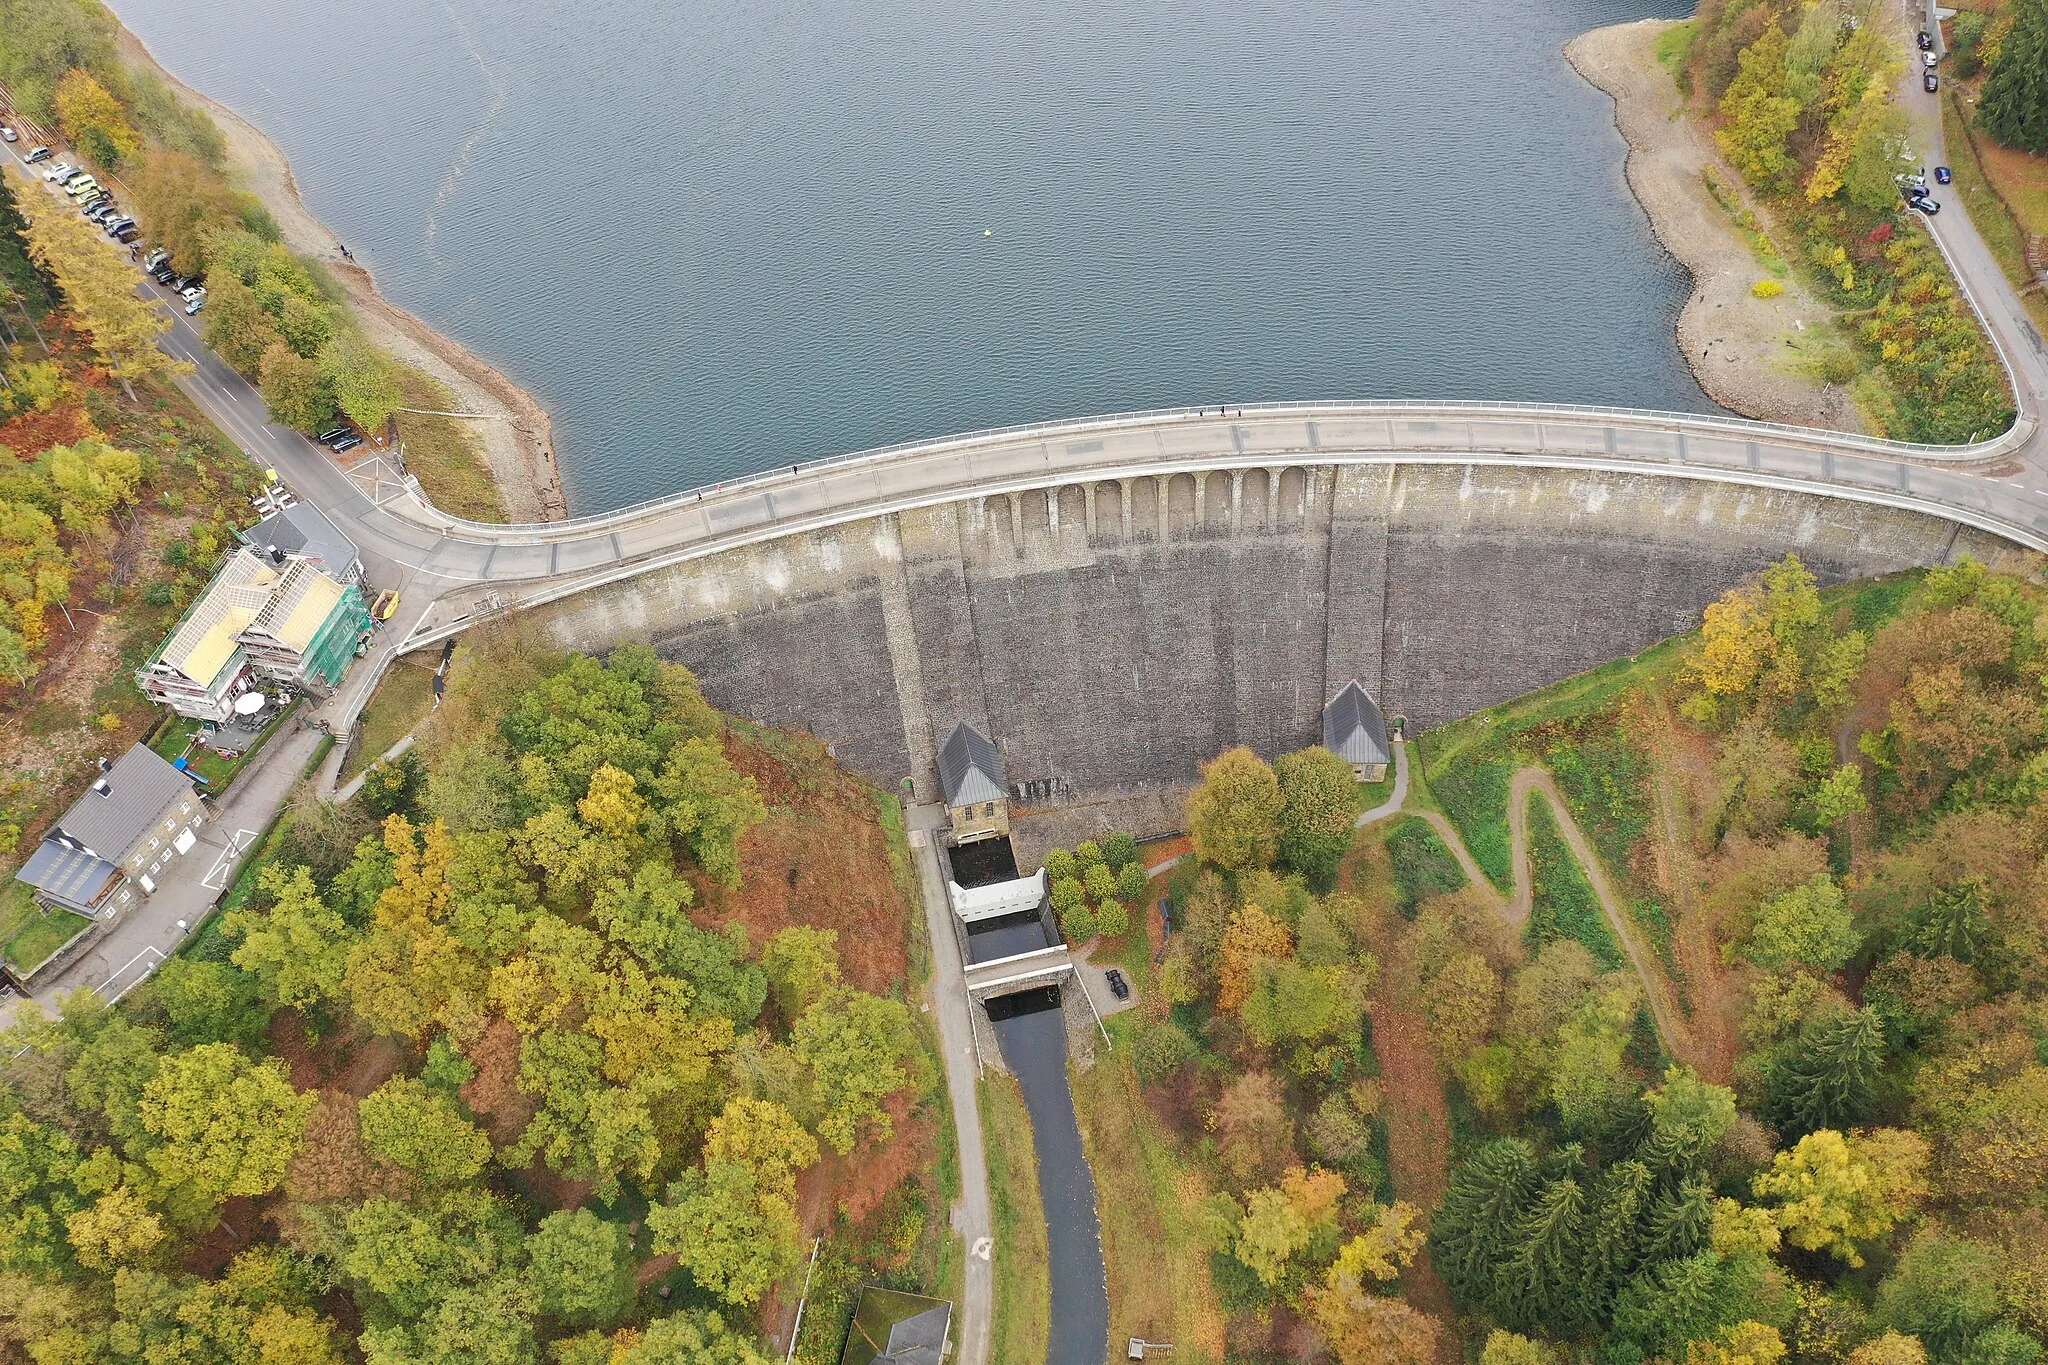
(971, 1237, 993, 1261)
(202, 828, 260, 890)
(99, 945, 166, 1004)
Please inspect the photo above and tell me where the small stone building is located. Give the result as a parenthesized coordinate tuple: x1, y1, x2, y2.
(937, 720, 1008, 844)
(15, 745, 204, 918)
(1323, 680, 1393, 781)
(839, 1287, 951, 1365)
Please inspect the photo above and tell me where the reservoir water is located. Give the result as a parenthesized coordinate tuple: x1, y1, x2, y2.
(111, 0, 1712, 512)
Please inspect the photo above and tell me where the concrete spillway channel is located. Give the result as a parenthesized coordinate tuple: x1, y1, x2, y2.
(957, 844, 1110, 1365)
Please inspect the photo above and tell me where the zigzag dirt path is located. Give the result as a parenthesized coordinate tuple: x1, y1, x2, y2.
(1374, 744, 1689, 1063)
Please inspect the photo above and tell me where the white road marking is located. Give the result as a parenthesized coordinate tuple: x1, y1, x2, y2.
(99, 945, 166, 1004)
(971, 1237, 993, 1261)
(202, 828, 260, 891)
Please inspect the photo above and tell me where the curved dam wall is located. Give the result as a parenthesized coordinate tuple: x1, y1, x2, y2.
(524, 461, 2012, 842)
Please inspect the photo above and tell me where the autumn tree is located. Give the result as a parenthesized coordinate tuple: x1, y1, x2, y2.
(18, 185, 179, 398)
(1217, 903, 1294, 1013)
(1276, 746, 1358, 885)
(127, 149, 250, 276)
(52, 68, 138, 166)
(1752, 1127, 1928, 1266)
(357, 1075, 492, 1186)
(1719, 24, 1802, 185)
(258, 342, 333, 433)
(1306, 1203, 1439, 1365)
(1742, 873, 1858, 972)
(1212, 1070, 1294, 1184)
(1188, 746, 1284, 870)
(137, 1044, 315, 1203)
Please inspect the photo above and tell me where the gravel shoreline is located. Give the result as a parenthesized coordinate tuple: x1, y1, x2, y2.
(116, 29, 569, 522)
(1566, 19, 1867, 433)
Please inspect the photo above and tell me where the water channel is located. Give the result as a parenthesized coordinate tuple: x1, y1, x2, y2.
(113, 0, 1711, 512)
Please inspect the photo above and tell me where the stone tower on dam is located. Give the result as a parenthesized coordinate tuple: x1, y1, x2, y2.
(523, 460, 2010, 827)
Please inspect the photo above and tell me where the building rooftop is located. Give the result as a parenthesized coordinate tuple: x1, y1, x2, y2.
(16, 838, 121, 914)
(152, 549, 352, 685)
(250, 560, 344, 652)
(839, 1288, 951, 1365)
(1323, 680, 1392, 768)
(48, 745, 193, 863)
(240, 502, 358, 580)
(937, 721, 1006, 807)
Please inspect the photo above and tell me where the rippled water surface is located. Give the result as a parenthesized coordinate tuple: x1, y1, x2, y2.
(112, 0, 1711, 510)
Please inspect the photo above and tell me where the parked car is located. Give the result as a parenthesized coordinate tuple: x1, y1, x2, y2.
(106, 219, 138, 239)
(330, 434, 364, 453)
(1925, 70, 1939, 92)
(1105, 968, 1130, 1001)
(81, 198, 113, 218)
(182, 293, 205, 315)
(316, 425, 353, 443)
(179, 285, 206, 302)
(149, 261, 177, 283)
(24, 145, 52, 164)
(42, 161, 74, 182)
(1935, 165, 1952, 185)
(1917, 28, 1933, 49)
(144, 247, 170, 269)
(112, 225, 140, 244)
(0, 126, 16, 143)
(64, 178, 100, 198)
(1923, 49, 1939, 67)
(172, 275, 204, 294)
(1911, 196, 1940, 215)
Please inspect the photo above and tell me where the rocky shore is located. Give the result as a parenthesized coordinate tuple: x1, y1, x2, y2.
(117, 29, 569, 521)
(1566, 19, 1867, 433)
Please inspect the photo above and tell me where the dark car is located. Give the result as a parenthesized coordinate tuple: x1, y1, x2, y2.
(150, 264, 177, 285)
(173, 275, 203, 293)
(316, 426, 353, 443)
(1105, 968, 1130, 1001)
(1935, 165, 1953, 184)
(1924, 70, 1939, 93)
(1917, 28, 1933, 49)
(1911, 196, 1940, 215)
(111, 225, 140, 244)
(329, 434, 364, 453)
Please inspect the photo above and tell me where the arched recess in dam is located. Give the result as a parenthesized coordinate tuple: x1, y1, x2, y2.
(522, 459, 2020, 848)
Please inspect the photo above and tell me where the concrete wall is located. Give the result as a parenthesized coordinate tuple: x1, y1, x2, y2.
(529, 462, 2008, 830)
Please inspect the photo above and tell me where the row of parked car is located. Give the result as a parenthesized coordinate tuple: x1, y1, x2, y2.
(34, 157, 142, 245)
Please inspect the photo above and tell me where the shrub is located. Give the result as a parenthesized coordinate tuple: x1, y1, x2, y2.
(1083, 862, 1117, 901)
(1115, 862, 1149, 903)
(142, 581, 175, 606)
(1074, 840, 1104, 870)
(1050, 876, 1086, 913)
(1132, 1019, 1199, 1082)
(1096, 898, 1128, 938)
(1045, 848, 1076, 883)
(1753, 278, 1786, 298)
(1060, 903, 1098, 944)
(1102, 831, 1139, 869)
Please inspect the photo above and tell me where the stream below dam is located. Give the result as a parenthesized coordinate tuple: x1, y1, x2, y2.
(113, 0, 1712, 512)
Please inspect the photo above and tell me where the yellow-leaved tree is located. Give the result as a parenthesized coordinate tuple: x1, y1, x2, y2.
(17, 172, 181, 399)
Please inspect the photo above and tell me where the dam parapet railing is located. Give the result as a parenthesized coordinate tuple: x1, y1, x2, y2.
(400, 398, 2038, 546)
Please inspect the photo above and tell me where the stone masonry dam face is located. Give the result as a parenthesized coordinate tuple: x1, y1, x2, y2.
(526, 461, 2010, 819)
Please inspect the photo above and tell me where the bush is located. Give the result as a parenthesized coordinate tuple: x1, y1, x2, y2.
(1096, 898, 1128, 938)
(142, 581, 175, 606)
(1132, 1019, 1199, 1082)
(1083, 862, 1117, 901)
(1102, 831, 1139, 869)
(1753, 278, 1785, 298)
(1060, 903, 1098, 944)
(1050, 876, 1086, 913)
(1386, 817, 1467, 916)
(1045, 848, 1076, 882)
(1074, 840, 1104, 871)
(1115, 861, 1148, 903)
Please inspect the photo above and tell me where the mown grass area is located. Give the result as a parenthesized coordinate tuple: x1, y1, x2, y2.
(981, 1073, 1049, 1365)
(1525, 797, 1620, 970)
(4, 903, 92, 976)
(392, 366, 505, 523)
(148, 703, 299, 791)
(1071, 1014, 1224, 1365)
(1384, 816, 1466, 916)
(343, 662, 436, 782)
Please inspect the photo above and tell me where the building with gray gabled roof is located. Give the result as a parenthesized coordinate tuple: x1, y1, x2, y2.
(1323, 680, 1392, 781)
(238, 501, 361, 584)
(936, 720, 1009, 844)
(839, 1287, 951, 1365)
(14, 744, 205, 920)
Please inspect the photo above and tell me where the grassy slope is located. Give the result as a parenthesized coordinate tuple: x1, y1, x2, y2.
(392, 366, 506, 522)
(980, 1073, 1050, 1365)
(344, 662, 437, 782)
(1071, 1016, 1226, 1364)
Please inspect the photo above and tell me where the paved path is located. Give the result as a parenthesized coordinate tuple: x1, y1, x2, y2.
(1357, 739, 1412, 826)
(909, 830, 991, 1365)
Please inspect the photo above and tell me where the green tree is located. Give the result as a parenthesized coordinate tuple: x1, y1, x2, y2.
(614, 1309, 773, 1364)
(1096, 897, 1129, 938)
(652, 736, 767, 888)
(1753, 1128, 1928, 1267)
(1744, 874, 1859, 971)
(791, 991, 912, 1155)
(203, 274, 284, 374)
(1083, 861, 1117, 901)
(1187, 745, 1284, 870)
(1060, 901, 1098, 943)
(258, 342, 332, 433)
(225, 864, 354, 1009)
(760, 926, 840, 1018)
(137, 1043, 315, 1202)
(1115, 861, 1148, 903)
(1276, 746, 1358, 885)
(1810, 766, 1868, 829)
(1718, 24, 1803, 185)
(1767, 1007, 1887, 1136)
(1102, 831, 1140, 868)
(357, 1075, 493, 1185)
(143, 956, 266, 1049)
(1978, 0, 2048, 151)
(526, 1208, 634, 1329)
(318, 330, 402, 431)
(648, 1157, 802, 1308)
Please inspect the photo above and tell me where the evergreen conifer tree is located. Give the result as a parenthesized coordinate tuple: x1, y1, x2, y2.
(1767, 1008, 1887, 1136)
(1978, 0, 2048, 151)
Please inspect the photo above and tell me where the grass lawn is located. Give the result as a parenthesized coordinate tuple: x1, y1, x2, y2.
(344, 662, 437, 782)
(1385, 815, 1467, 916)
(1071, 1016, 1226, 1364)
(393, 366, 506, 522)
(4, 902, 93, 976)
(980, 1073, 1049, 1365)
(1525, 796, 1621, 970)
(0, 877, 46, 946)
(149, 703, 299, 791)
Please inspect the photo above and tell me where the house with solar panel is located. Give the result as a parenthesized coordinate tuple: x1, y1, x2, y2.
(14, 745, 204, 921)
(937, 720, 1009, 844)
(1323, 680, 1393, 781)
(838, 1287, 951, 1365)
(137, 547, 373, 722)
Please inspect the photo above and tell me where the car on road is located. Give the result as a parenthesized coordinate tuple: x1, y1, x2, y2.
(0, 126, 16, 143)
(182, 293, 205, 315)
(1923, 49, 1939, 67)
(24, 146, 52, 163)
(1917, 28, 1933, 49)
(1105, 968, 1130, 1000)
(1911, 196, 1940, 215)
(1935, 166, 1952, 184)
(1925, 70, 1939, 92)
